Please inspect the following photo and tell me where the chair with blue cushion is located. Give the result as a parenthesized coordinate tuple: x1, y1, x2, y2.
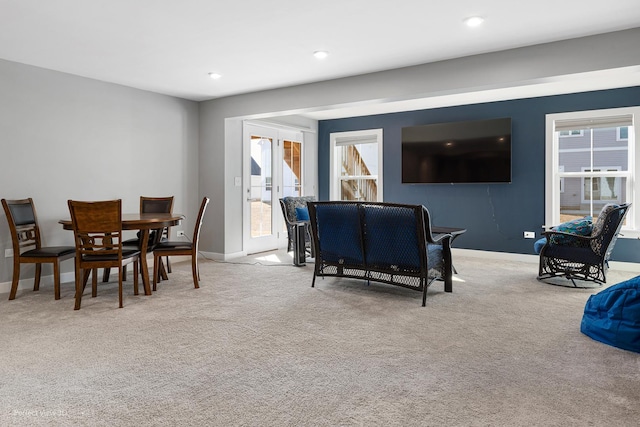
(279, 196, 316, 258)
(537, 203, 630, 287)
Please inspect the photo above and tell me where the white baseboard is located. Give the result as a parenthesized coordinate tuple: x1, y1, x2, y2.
(199, 250, 245, 261)
(0, 271, 76, 296)
(0, 255, 194, 296)
(453, 248, 539, 264)
(453, 248, 640, 273)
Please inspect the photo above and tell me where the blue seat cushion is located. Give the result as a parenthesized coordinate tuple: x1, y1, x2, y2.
(581, 276, 640, 353)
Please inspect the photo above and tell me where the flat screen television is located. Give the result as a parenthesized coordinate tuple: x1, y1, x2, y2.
(402, 117, 512, 184)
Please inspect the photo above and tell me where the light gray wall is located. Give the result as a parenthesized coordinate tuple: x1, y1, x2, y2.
(0, 59, 199, 283)
(199, 28, 640, 256)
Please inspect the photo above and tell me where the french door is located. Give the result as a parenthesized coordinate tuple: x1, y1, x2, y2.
(243, 123, 303, 254)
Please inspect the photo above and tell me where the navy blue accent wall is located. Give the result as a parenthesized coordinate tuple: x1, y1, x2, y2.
(318, 86, 640, 262)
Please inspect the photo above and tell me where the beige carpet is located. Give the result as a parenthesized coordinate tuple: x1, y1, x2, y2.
(0, 253, 639, 427)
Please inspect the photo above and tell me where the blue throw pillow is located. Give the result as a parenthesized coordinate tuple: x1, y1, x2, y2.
(295, 206, 310, 221)
(533, 237, 547, 254)
(549, 216, 592, 245)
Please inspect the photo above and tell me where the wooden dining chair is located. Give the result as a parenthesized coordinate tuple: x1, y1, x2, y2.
(116, 195, 174, 283)
(68, 199, 140, 309)
(152, 197, 210, 290)
(2, 198, 76, 300)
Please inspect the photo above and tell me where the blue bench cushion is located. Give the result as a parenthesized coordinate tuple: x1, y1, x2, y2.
(581, 275, 640, 353)
(314, 204, 363, 265)
(362, 205, 422, 271)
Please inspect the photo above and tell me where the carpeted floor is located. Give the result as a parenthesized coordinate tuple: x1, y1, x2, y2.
(0, 252, 639, 426)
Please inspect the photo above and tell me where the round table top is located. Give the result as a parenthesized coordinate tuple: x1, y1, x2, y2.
(59, 213, 184, 230)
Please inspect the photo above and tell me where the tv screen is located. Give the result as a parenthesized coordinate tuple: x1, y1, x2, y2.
(402, 117, 512, 184)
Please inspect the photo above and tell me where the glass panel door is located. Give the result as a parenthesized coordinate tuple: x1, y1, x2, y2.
(243, 124, 305, 254)
(250, 135, 273, 238)
(283, 139, 302, 198)
(244, 124, 279, 254)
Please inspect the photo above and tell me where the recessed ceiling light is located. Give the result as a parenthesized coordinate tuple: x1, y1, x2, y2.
(314, 51, 328, 60)
(464, 16, 484, 27)
(208, 72, 222, 80)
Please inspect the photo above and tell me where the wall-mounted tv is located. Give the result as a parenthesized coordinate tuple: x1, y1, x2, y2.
(402, 117, 512, 184)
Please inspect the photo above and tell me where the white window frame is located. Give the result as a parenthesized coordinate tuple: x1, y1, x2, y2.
(329, 129, 383, 202)
(545, 106, 638, 237)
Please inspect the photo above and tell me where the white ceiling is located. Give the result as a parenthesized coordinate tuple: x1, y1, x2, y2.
(1, 0, 640, 109)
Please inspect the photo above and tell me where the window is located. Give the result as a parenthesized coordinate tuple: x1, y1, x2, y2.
(618, 126, 629, 141)
(329, 129, 383, 202)
(546, 107, 637, 235)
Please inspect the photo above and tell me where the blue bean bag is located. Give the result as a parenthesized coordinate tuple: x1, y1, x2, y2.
(581, 276, 640, 353)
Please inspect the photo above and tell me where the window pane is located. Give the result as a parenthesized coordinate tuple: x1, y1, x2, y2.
(593, 127, 628, 172)
(340, 178, 378, 201)
(558, 128, 589, 170)
(283, 140, 302, 197)
(250, 136, 272, 238)
(561, 176, 626, 219)
(339, 143, 378, 177)
(558, 127, 629, 172)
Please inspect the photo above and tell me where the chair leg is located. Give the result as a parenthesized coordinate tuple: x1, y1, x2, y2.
(9, 259, 20, 300)
(34, 264, 42, 291)
(103, 267, 110, 282)
(159, 258, 168, 281)
(118, 266, 123, 309)
(191, 254, 199, 289)
(92, 269, 98, 297)
(166, 256, 171, 273)
(53, 260, 61, 300)
(74, 267, 83, 310)
(133, 259, 139, 296)
(153, 254, 160, 291)
(132, 263, 139, 296)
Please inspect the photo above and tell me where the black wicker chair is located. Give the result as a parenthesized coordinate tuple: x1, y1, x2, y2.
(537, 203, 630, 287)
(279, 196, 316, 257)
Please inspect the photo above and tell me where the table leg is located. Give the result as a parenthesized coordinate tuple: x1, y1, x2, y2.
(139, 229, 152, 295)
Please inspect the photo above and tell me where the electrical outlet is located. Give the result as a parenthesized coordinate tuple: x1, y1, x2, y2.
(176, 230, 185, 237)
(5, 248, 13, 258)
(523, 231, 535, 239)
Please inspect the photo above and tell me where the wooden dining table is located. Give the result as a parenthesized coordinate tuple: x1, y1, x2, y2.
(59, 213, 184, 296)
